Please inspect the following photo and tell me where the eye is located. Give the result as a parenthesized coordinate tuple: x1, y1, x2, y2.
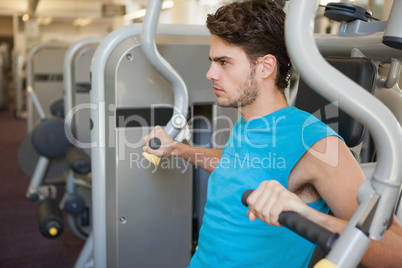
(220, 60, 227, 66)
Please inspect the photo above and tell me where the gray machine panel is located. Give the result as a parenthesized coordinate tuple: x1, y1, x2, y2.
(101, 33, 238, 267)
(31, 47, 67, 125)
(73, 46, 97, 154)
(27, 44, 67, 132)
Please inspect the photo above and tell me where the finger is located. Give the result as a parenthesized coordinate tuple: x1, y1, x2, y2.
(143, 145, 155, 154)
(259, 197, 282, 226)
(247, 210, 258, 222)
(246, 181, 268, 207)
(144, 129, 157, 144)
(253, 181, 286, 225)
(270, 190, 288, 218)
(251, 190, 272, 216)
(256, 187, 281, 225)
(154, 125, 163, 135)
(249, 181, 274, 213)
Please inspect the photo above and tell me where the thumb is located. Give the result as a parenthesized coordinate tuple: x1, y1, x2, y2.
(143, 133, 150, 144)
(247, 210, 258, 222)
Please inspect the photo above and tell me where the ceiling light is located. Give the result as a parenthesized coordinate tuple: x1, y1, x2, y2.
(123, 0, 174, 21)
(37, 17, 53, 25)
(22, 13, 30, 22)
(73, 18, 93, 27)
(320, 0, 341, 5)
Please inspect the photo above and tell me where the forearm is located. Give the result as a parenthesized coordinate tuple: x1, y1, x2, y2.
(359, 218, 402, 268)
(172, 142, 222, 173)
(304, 208, 402, 268)
(143, 125, 222, 172)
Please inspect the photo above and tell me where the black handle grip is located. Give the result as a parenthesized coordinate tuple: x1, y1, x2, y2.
(241, 189, 338, 254)
(241, 189, 254, 207)
(149, 137, 161, 150)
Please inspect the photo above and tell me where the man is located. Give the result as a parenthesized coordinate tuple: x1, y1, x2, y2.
(143, 0, 402, 267)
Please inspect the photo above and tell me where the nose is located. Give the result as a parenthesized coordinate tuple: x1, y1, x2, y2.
(206, 63, 217, 81)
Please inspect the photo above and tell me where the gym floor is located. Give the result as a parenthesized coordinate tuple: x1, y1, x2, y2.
(0, 107, 84, 268)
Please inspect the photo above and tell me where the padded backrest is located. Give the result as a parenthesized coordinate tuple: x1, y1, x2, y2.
(295, 57, 376, 147)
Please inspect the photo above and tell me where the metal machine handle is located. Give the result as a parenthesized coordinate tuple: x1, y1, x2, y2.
(141, 0, 188, 138)
(27, 86, 46, 121)
(141, 0, 189, 164)
(286, 0, 402, 267)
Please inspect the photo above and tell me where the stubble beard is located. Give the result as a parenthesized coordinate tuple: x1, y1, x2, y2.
(217, 65, 259, 108)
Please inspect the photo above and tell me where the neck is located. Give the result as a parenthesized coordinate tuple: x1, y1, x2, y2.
(239, 88, 288, 121)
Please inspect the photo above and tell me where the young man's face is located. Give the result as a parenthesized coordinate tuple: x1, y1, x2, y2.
(206, 34, 259, 108)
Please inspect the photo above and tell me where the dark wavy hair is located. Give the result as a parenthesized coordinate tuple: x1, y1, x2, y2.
(206, 0, 291, 90)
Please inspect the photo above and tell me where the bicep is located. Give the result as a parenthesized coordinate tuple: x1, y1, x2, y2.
(303, 136, 366, 220)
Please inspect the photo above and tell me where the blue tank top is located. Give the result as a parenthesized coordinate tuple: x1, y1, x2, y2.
(189, 106, 340, 268)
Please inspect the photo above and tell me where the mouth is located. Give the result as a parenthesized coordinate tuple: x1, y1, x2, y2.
(213, 86, 223, 95)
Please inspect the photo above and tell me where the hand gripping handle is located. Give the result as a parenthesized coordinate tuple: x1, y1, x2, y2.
(241, 189, 339, 255)
(142, 137, 162, 165)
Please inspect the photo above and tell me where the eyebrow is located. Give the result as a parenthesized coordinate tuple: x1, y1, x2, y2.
(209, 56, 232, 62)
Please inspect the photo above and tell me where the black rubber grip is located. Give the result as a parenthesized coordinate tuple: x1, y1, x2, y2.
(241, 189, 338, 254)
(149, 137, 161, 150)
(241, 189, 253, 207)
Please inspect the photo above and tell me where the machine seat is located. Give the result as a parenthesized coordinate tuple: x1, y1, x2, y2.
(31, 118, 71, 159)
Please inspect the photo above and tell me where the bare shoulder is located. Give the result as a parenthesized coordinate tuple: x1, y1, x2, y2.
(289, 136, 345, 190)
(289, 135, 366, 218)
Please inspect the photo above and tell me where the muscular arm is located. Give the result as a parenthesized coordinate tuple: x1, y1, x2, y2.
(246, 136, 402, 267)
(362, 219, 402, 268)
(143, 126, 222, 173)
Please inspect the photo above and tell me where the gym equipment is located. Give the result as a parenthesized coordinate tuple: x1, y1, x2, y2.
(140, 0, 189, 165)
(64, 38, 101, 155)
(0, 43, 10, 110)
(245, 55, 378, 267)
(19, 39, 99, 241)
(20, 43, 70, 201)
(38, 197, 65, 238)
(295, 55, 379, 267)
(241, 189, 339, 256)
(60, 39, 101, 242)
(89, 0, 402, 267)
(382, 0, 402, 50)
(295, 56, 376, 149)
(18, 44, 72, 189)
(12, 51, 26, 118)
(287, 0, 402, 222)
(24, 85, 70, 238)
(26, 43, 68, 133)
(90, 1, 238, 267)
(285, 0, 402, 267)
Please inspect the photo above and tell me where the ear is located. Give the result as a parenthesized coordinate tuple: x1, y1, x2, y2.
(260, 54, 277, 79)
